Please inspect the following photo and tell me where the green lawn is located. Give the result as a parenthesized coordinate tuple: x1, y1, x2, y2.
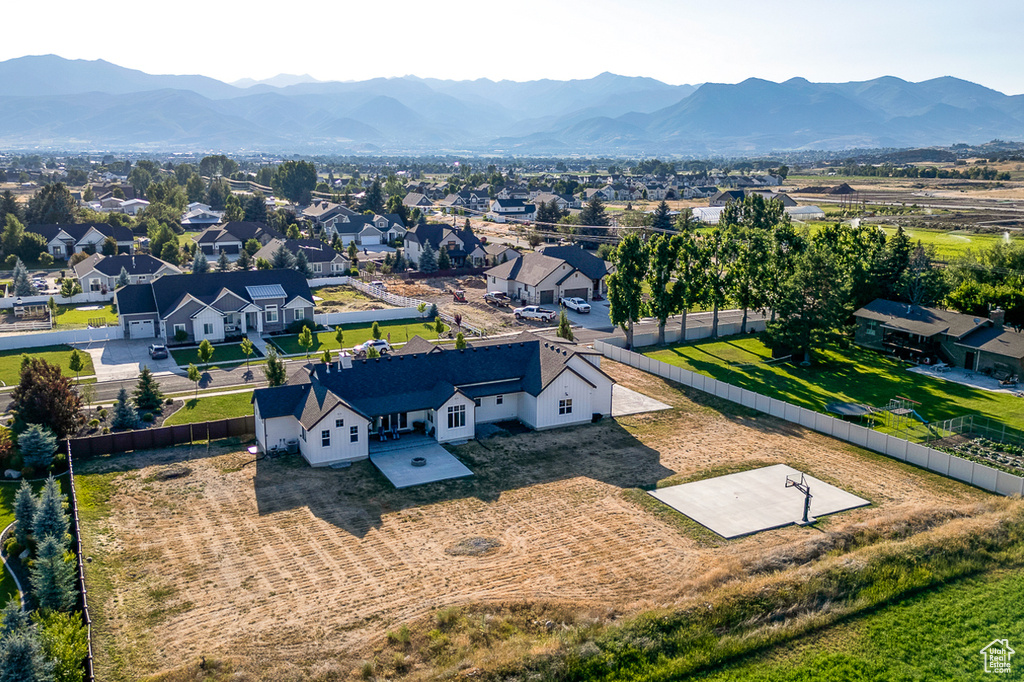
(170, 342, 264, 367)
(164, 391, 255, 425)
(0, 481, 23, 609)
(645, 335, 1024, 435)
(311, 285, 384, 309)
(53, 304, 118, 329)
(696, 569, 1024, 682)
(0, 345, 96, 386)
(878, 226, 1023, 261)
(270, 318, 447, 355)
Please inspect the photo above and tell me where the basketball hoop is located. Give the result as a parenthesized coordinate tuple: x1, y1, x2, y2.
(785, 473, 815, 525)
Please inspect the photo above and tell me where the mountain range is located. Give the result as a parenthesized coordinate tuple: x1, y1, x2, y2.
(1, 55, 1023, 155)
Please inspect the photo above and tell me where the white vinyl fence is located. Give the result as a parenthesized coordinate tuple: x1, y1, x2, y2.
(307, 276, 351, 287)
(599, 316, 768, 348)
(594, 340, 1024, 497)
(314, 307, 423, 326)
(0, 290, 113, 308)
(0, 325, 123, 351)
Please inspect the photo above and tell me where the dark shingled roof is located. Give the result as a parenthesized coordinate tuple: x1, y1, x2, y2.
(73, 253, 174, 278)
(956, 326, 1024, 359)
(196, 221, 283, 244)
(117, 269, 312, 317)
(536, 245, 610, 281)
(254, 238, 348, 264)
(854, 299, 988, 339)
(252, 332, 613, 420)
(29, 222, 133, 243)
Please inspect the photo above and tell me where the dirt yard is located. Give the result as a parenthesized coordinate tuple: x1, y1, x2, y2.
(77, 360, 988, 681)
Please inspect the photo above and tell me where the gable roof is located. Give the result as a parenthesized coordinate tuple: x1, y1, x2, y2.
(254, 238, 349, 264)
(406, 223, 482, 254)
(73, 253, 176, 278)
(117, 269, 313, 318)
(485, 251, 571, 287)
(956, 325, 1024, 359)
(196, 221, 283, 245)
(28, 222, 133, 243)
(536, 245, 610, 281)
(854, 299, 990, 339)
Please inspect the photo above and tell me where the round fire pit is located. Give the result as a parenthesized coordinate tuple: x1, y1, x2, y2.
(411, 456, 427, 467)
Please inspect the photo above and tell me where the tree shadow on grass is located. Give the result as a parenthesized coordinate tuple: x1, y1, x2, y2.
(252, 419, 674, 538)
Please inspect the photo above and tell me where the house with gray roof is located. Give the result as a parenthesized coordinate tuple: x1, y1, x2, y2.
(251, 332, 614, 466)
(405, 223, 486, 268)
(195, 221, 284, 262)
(485, 245, 610, 304)
(115, 269, 314, 343)
(253, 238, 351, 276)
(321, 213, 406, 246)
(853, 298, 1024, 377)
(73, 253, 181, 293)
(29, 223, 135, 259)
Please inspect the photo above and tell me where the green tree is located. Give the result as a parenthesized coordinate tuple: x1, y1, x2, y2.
(643, 233, 682, 345)
(34, 610, 88, 682)
(263, 349, 286, 387)
(651, 200, 673, 231)
(110, 386, 138, 430)
(33, 476, 69, 545)
(728, 225, 771, 334)
(25, 182, 75, 224)
(244, 238, 262, 255)
(240, 338, 254, 370)
(19, 424, 58, 471)
(293, 247, 312, 277)
(244, 192, 268, 223)
(101, 236, 118, 256)
(371, 321, 382, 340)
(185, 173, 205, 203)
(2, 214, 25, 258)
(67, 349, 84, 384)
(764, 243, 851, 365)
(255, 257, 272, 270)
(113, 267, 129, 289)
(30, 536, 76, 612)
(223, 193, 243, 221)
(272, 160, 317, 203)
(237, 248, 252, 271)
(0, 626, 53, 682)
(362, 177, 385, 214)
(127, 166, 152, 196)
(297, 326, 314, 360)
(133, 367, 164, 410)
(334, 326, 344, 349)
(187, 363, 201, 397)
(434, 316, 445, 339)
(13, 479, 36, 546)
(197, 339, 215, 365)
(701, 228, 736, 339)
(12, 258, 34, 296)
(366, 346, 381, 359)
(437, 245, 451, 270)
(452, 331, 466, 350)
(556, 310, 574, 341)
(578, 195, 610, 247)
(59, 278, 81, 299)
(418, 240, 438, 272)
(217, 250, 231, 272)
(607, 232, 646, 348)
(271, 243, 296, 269)
(191, 248, 209, 274)
(321, 347, 332, 365)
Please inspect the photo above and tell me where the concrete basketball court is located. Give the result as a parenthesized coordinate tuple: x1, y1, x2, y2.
(650, 464, 870, 538)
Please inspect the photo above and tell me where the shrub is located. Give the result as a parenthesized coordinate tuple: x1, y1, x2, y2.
(97, 409, 107, 420)
(88, 419, 99, 429)
(165, 397, 174, 405)
(386, 624, 411, 646)
(141, 412, 155, 423)
(39, 252, 54, 266)
(3, 536, 23, 559)
(392, 652, 407, 673)
(4, 254, 17, 269)
(102, 427, 109, 434)
(287, 318, 317, 334)
(360, 661, 375, 680)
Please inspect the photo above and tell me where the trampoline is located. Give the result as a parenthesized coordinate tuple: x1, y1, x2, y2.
(825, 402, 875, 418)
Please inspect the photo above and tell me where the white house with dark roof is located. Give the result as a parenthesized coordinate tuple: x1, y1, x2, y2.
(251, 332, 614, 466)
(253, 238, 351, 276)
(29, 223, 135, 259)
(73, 253, 181, 293)
(404, 223, 486, 268)
(485, 245, 610, 304)
(487, 198, 537, 223)
(195, 221, 284, 262)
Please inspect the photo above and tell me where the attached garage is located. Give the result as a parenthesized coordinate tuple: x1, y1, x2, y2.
(128, 319, 155, 339)
(539, 290, 555, 304)
(563, 287, 588, 300)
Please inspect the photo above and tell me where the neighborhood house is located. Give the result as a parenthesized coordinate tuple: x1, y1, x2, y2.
(195, 221, 284, 262)
(252, 333, 615, 466)
(29, 223, 135, 259)
(73, 253, 181, 292)
(115, 269, 314, 343)
(485, 244, 610, 304)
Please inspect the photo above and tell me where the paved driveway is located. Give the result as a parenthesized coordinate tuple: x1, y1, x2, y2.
(79, 338, 182, 382)
(561, 299, 614, 331)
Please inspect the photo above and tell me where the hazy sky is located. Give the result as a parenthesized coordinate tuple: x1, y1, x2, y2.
(5, 0, 1024, 93)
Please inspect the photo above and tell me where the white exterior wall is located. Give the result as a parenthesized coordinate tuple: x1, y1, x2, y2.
(517, 392, 538, 429)
(436, 393, 476, 443)
(192, 307, 226, 343)
(533, 369, 595, 429)
(258, 412, 300, 454)
(555, 269, 593, 299)
(568, 356, 614, 416)
(474, 391, 521, 424)
(298, 404, 369, 466)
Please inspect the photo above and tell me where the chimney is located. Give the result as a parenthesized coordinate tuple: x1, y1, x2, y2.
(991, 308, 1005, 329)
(340, 353, 352, 370)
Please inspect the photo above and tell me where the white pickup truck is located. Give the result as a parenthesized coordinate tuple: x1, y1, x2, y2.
(513, 305, 558, 321)
(559, 297, 591, 313)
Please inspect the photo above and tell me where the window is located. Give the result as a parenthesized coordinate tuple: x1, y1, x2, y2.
(865, 319, 879, 336)
(350, 425, 359, 443)
(300, 427, 306, 441)
(559, 399, 573, 415)
(265, 305, 278, 323)
(496, 395, 503, 405)
(203, 323, 213, 335)
(321, 430, 330, 447)
(447, 404, 466, 429)
(173, 323, 186, 337)
(294, 308, 304, 321)
(335, 418, 344, 428)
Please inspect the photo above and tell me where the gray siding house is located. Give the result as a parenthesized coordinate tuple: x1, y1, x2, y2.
(115, 269, 314, 344)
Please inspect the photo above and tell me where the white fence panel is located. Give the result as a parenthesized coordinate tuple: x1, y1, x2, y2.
(656, 361, 672, 380)
(669, 365, 684, 384)
(691, 373, 705, 391)
(754, 393, 772, 413)
(734, 388, 753, 409)
(307, 276, 351, 287)
(640, 355, 653, 374)
(995, 471, 1024, 497)
(885, 436, 909, 462)
(768, 398, 787, 419)
(784, 403, 802, 422)
(314, 307, 421, 326)
(715, 380, 732, 400)
(905, 442, 930, 468)
(727, 384, 743, 404)
(0, 291, 113, 308)
(831, 419, 851, 441)
(867, 430, 889, 454)
(0, 325, 123, 351)
(847, 424, 871, 448)
(633, 332, 657, 347)
(798, 408, 817, 428)
(972, 463, 999, 492)
(814, 413, 835, 435)
(926, 449, 951, 476)
(948, 456, 975, 484)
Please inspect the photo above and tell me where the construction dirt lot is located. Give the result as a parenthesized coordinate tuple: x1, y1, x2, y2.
(77, 360, 991, 681)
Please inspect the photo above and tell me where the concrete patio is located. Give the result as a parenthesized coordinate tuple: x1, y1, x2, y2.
(908, 364, 1021, 394)
(369, 433, 473, 488)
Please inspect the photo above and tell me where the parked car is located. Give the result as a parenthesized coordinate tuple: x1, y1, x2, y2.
(369, 280, 387, 290)
(513, 305, 557, 321)
(355, 339, 392, 355)
(484, 291, 512, 307)
(148, 344, 169, 360)
(559, 297, 591, 313)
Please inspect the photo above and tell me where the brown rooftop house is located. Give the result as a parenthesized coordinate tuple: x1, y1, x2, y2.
(853, 299, 1024, 378)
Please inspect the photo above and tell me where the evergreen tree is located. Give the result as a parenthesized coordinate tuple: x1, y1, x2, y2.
(18, 424, 58, 471)
(393, 251, 406, 272)
(263, 349, 287, 387)
(578, 196, 609, 248)
(12, 258, 34, 296)
(419, 240, 438, 272)
(244, 192, 268, 223)
(557, 310, 574, 342)
(362, 178, 385, 214)
(115, 267, 130, 288)
(244, 238, 262, 255)
(110, 386, 139, 430)
(133, 367, 164, 410)
(14, 479, 36, 546)
(33, 476, 69, 545)
(30, 536, 76, 612)
(217, 250, 231, 272)
(651, 200, 673, 231)
(236, 248, 252, 271)
(293, 247, 312, 277)
(0, 601, 30, 637)
(191, 249, 209, 274)
(0, 628, 53, 682)
(437, 245, 451, 270)
(454, 331, 467, 349)
(271, 243, 296, 269)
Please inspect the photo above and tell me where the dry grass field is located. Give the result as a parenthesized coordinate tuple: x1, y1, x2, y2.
(75, 360, 990, 681)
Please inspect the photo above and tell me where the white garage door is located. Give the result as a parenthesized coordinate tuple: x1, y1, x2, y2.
(129, 320, 155, 339)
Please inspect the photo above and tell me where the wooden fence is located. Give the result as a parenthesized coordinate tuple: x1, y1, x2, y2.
(594, 340, 1024, 497)
(66, 416, 255, 459)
